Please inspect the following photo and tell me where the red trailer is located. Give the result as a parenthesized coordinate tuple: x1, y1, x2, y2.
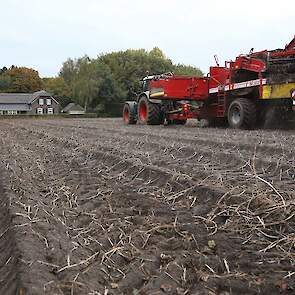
(123, 37, 295, 129)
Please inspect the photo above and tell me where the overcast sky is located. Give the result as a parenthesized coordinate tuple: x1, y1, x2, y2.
(1, 0, 294, 77)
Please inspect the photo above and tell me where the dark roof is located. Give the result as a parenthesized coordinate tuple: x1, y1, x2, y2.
(0, 104, 30, 111)
(31, 90, 52, 102)
(0, 90, 57, 104)
(0, 93, 31, 104)
(62, 102, 84, 112)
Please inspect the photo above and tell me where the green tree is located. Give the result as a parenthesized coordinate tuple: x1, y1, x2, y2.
(59, 58, 77, 85)
(57, 47, 203, 116)
(71, 59, 121, 112)
(149, 47, 166, 59)
(98, 48, 174, 100)
(59, 56, 94, 85)
(173, 64, 203, 76)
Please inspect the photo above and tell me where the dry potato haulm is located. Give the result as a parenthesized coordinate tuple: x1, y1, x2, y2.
(0, 118, 294, 294)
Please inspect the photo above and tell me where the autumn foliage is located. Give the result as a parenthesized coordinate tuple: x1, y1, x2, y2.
(0, 66, 43, 93)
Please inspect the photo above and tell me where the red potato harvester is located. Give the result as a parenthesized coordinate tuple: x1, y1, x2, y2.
(123, 36, 295, 129)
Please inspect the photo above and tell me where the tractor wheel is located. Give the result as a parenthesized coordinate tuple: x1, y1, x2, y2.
(227, 98, 257, 129)
(123, 104, 137, 125)
(137, 96, 164, 125)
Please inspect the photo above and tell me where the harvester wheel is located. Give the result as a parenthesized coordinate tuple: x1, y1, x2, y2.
(123, 103, 137, 125)
(228, 98, 256, 129)
(138, 96, 164, 125)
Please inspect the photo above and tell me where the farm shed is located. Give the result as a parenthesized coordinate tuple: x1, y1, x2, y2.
(61, 102, 85, 115)
(0, 90, 59, 115)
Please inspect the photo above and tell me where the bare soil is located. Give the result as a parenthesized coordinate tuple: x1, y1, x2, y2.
(0, 118, 294, 295)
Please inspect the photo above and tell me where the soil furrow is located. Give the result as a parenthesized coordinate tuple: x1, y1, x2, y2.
(0, 119, 294, 295)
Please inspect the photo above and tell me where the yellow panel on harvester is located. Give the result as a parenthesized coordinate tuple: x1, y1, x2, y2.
(262, 83, 295, 99)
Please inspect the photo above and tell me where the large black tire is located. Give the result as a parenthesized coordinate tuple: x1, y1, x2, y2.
(227, 98, 257, 129)
(123, 104, 137, 125)
(137, 96, 164, 125)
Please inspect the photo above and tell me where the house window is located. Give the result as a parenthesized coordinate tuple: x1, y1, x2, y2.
(37, 108, 43, 115)
(47, 108, 53, 114)
(39, 98, 44, 105)
(7, 110, 17, 115)
(46, 98, 52, 105)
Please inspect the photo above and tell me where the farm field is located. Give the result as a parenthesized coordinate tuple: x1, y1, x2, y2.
(0, 118, 294, 295)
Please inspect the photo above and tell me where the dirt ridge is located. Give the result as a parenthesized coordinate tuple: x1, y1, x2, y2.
(0, 118, 294, 295)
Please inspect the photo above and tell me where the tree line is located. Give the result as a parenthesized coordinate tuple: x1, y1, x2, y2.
(0, 48, 203, 115)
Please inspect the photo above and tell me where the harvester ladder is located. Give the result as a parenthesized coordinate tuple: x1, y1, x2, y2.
(217, 88, 226, 117)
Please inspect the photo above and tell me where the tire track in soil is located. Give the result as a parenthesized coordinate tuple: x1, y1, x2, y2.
(39, 118, 295, 156)
(0, 119, 294, 295)
(27, 119, 295, 159)
(1, 122, 206, 294)
(22, 119, 295, 196)
(0, 173, 24, 295)
(24, 119, 295, 179)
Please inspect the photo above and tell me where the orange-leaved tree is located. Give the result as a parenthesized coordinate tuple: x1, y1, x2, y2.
(0, 66, 43, 93)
